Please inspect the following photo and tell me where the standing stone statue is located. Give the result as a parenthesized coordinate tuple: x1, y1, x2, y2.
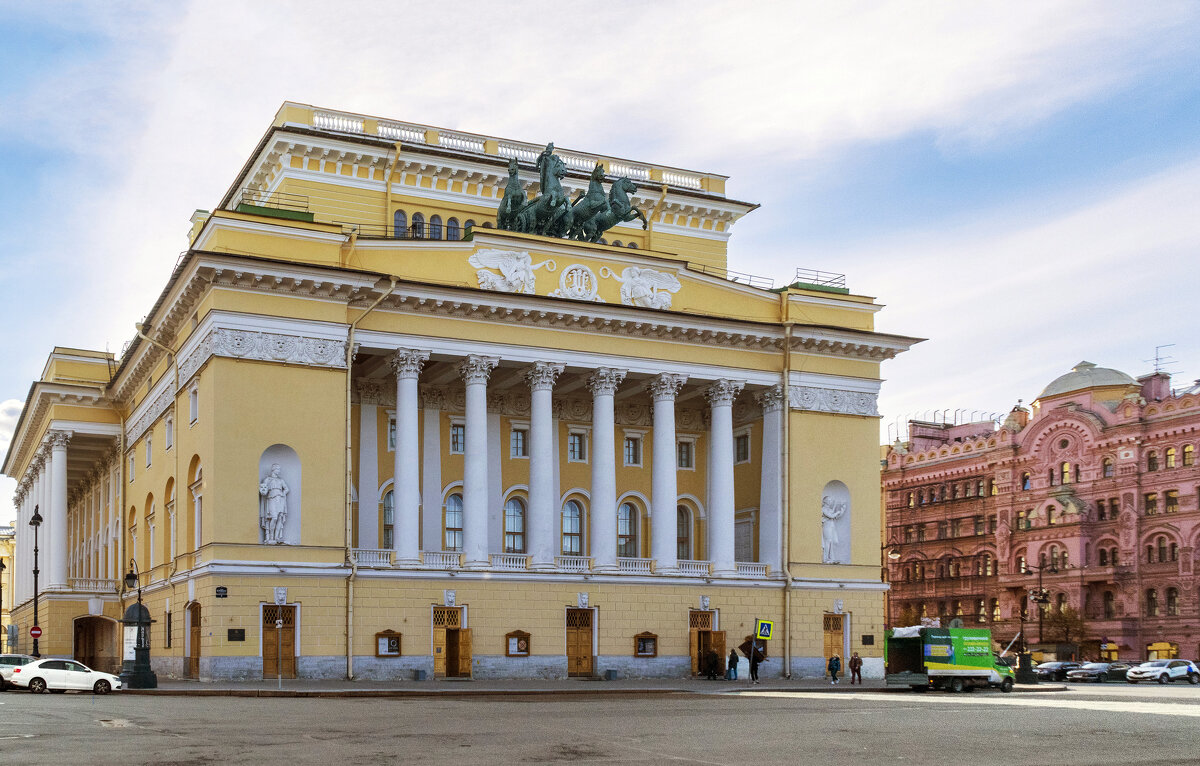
(259, 463, 290, 544)
(821, 495, 847, 563)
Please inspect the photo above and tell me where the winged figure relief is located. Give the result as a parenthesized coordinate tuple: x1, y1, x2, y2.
(602, 266, 681, 309)
(468, 249, 556, 294)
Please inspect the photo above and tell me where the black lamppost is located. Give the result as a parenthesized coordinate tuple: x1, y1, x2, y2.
(119, 559, 157, 689)
(0, 559, 6, 653)
(29, 506, 42, 658)
(1025, 563, 1057, 646)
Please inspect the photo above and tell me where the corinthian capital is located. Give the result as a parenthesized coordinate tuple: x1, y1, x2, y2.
(587, 367, 627, 397)
(390, 348, 430, 380)
(525, 362, 565, 392)
(48, 430, 72, 450)
(459, 355, 499, 385)
(705, 379, 745, 407)
(650, 373, 687, 402)
(755, 384, 786, 413)
(355, 378, 385, 405)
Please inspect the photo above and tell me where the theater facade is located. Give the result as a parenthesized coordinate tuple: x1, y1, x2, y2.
(2, 103, 917, 680)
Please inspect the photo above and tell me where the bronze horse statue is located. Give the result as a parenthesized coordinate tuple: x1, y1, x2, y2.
(574, 177, 647, 243)
(567, 162, 609, 240)
(514, 143, 571, 236)
(496, 156, 525, 231)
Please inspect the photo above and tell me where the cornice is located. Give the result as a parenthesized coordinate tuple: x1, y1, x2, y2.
(2, 383, 106, 481)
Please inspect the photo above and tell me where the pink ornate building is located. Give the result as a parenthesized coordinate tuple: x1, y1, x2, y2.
(883, 362, 1200, 661)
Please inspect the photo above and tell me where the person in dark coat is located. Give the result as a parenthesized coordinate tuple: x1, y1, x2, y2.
(727, 649, 740, 681)
(828, 654, 841, 684)
(749, 640, 765, 684)
(849, 652, 863, 684)
(704, 649, 720, 680)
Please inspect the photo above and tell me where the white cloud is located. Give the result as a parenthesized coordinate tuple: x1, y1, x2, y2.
(0, 398, 22, 524)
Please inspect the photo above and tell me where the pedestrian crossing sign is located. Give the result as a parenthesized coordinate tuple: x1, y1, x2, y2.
(755, 619, 774, 640)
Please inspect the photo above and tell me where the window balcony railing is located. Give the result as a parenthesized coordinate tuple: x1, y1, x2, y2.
(352, 549, 393, 567)
(736, 562, 770, 578)
(421, 551, 463, 569)
(678, 560, 712, 577)
(68, 578, 119, 594)
(619, 557, 654, 574)
(490, 553, 530, 571)
(555, 555, 592, 572)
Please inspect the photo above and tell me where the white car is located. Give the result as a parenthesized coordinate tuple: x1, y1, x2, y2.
(1125, 659, 1200, 685)
(0, 654, 36, 690)
(9, 658, 123, 694)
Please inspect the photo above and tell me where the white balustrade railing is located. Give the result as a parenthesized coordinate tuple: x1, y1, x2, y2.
(662, 170, 703, 190)
(440, 131, 486, 153)
(422, 551, 463, 569)
(607, 160, 651, 181)
(560, 152, 596, 173)
(378, 121, 427, 143)
(555, 555, 592, 573)
(489, 553, 530, 571)
(618, 557, 654, 574)
(678, 560, 712, 577)
(736, 562, 770, 578)
(353, 549, 393, 567)
(69, 578, 118, 593)
(498, 142, 540, 163)
(314, 111, 364, 134)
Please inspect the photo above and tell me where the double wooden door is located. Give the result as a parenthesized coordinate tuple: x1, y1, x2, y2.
(187, 604, 202, 679)
(263, 605, 297, 679)
(566, 609, 594, 677)
(433, 607, 471, 678)
(823, 613, 845, 675)
(688, 610, 726, 676)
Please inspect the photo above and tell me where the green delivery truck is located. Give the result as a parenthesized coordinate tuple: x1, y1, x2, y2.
(885, 626, 1015, 693)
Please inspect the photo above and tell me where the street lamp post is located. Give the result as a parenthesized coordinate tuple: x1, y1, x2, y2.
(0, 559, 6, 653)
(29, 506, 42, 658)
(1025, 563, 1057, 647)
(119, 559, 157, 689)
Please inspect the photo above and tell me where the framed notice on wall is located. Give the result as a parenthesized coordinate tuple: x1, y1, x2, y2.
(506, 630, 530, 657)
(375, 630, 402, 657)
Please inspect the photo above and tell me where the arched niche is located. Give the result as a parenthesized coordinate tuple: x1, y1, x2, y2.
(820, 480, 851, 564)
(259, 444, 301, 545)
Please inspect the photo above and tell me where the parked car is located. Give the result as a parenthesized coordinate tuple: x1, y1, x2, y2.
(1126, 660, 1200, 685)
(1066, 662, 1132, 683)
(8, 658, 122, 694)
(1034, 661, 1083, 681)
(0, 654, 36, 690)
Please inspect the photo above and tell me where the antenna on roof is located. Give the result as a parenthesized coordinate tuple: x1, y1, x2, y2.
(1144, 344, 1178, 374)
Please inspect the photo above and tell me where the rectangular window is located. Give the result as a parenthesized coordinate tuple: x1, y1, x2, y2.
(974, 516, 985, 535)
(449, 423, 465, 454)
(145, 436, 153, 468)
(129, 454, 135, 482)
(624, 436, 642, 466)
(937, 521, 948, 539)
(1144, 492, 1158, 515)
(510, 428, 528, 458)
(387, 417, 396, 452)
(383, 502, 394, 549)
(1165, 490, 1179, 514)
(165, 610, 172, 648)
(904, 526, 914, 544)
(164, 418, 173, 450)
(916, 524, 926, 542)
(677, 440, 693, 469)
(988, 514, 997, 534)
(734, 433, 750, 463)
(188, 385, 198, 424)
(567, 432, 586, 462)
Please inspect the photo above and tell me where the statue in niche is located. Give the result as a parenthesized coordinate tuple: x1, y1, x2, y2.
(821, 495, 847, 563)
(259, 463, 290, 544)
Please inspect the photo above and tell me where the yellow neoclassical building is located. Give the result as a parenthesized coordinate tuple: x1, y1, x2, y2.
(2, 103, 918, 680)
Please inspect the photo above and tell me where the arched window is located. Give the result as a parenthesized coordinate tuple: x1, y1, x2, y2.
(1103, 590, 1115, 618)
(627, 242, 638, 249)
(1048, 468, 1056, 487)
(906, 492, 914, 508)
(504, 497, 526, 553)
(977, 599, 987, 623)
(1147, 544, 1155, 563)
(1102, 457, 1113, 478)
(1060, 462, 1072, 485)
(1184, 445, 1195, 467)
(1040, 552, 1048, 569)
(676, 505, 691, 560)
(1110, 547, 1118, 566)
(617, 502, 638, 557)
(561, 499, 584, 555)
(1165, 447, 1177, 468)
(446, 218, 461, 241)
(984, 554, 994, 576)
(444, 492, 463, 551)
(1021, 472, 1031, 490)
(429, 215, 443, 240)
(382, 490, 395, 549)
(1157, 536, 1168, 563)
(1146, 588, 1159, 617)
(612, 240, 622, 247)
(918, 490, 925, 505)
(393, 210, 407, 238)
(598, 237, 608, 245)
(1147, 451, 1159, 471)
(1016, 555, 1026, 574)
(1099, 548, 1108, 566)
(1167, 587, 1179, 616)
(464, 220, 476, 237)
(988, 479, 998, 496)
(1054, 593, 1066, 613)
(1050, 548, 1060, 569)
(411, 212, 425, 239)
(1170, 542, 1178, 561)
(976, 480, 985, 496)
(990, 598, 1000, 620)
(482, 221, 493, 228)
(1062, 550, 1069, 567)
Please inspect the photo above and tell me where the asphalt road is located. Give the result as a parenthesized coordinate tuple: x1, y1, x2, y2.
(3, 685, 1200, 765)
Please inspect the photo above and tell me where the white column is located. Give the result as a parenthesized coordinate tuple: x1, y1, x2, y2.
(756, 385, 785, 574)
(392, 349, 429, 567)
(15, 487, 27, 604)
(707, 380, 744, 577)
(420, 390, 444, 554)
(526, 362, 563, 570)
(48, 431, 70, 589)
(650, 374, 687, 572)
(460, 355, 498, 568)
(355, 380, 381, 550)
(588, 368, 625, 572)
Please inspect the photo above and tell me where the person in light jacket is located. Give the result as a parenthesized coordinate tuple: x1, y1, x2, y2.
(849, 652, 863, 684)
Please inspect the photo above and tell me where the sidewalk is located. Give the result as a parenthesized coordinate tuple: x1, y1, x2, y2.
(125, 676, 1065, 697)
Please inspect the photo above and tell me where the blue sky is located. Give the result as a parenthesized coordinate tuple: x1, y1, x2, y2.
(2, 1, 1200, 515)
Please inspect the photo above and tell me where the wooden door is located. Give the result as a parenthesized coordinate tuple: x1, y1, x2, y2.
(458, 628, 472, 678)
(689, 610, 715, 676)
(566, 609, 594, 677)
(432, 607, 462, 678)
(433, 628, 447, 677)
(823, 614, 844, 676)
(446, 629, 460, 676)
(188, 604, 201, 679)
(711, 631, 726, 675)
(263, 605, 297, 679)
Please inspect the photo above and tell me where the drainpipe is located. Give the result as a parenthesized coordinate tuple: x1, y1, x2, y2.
(344, 277, 398, 679)
(780, 294, 794, 677)
(383, 143, 404, 230)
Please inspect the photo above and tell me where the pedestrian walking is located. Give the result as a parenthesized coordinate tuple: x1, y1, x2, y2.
(828, 653, 841, 685)
(727, 649, 739, 681)
(704, 649, 720, 680)
(849, 652, 863, 685)
(749, 640, 765, 684)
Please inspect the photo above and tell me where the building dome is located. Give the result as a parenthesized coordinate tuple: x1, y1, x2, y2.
(1036, 361, 1136, 400)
